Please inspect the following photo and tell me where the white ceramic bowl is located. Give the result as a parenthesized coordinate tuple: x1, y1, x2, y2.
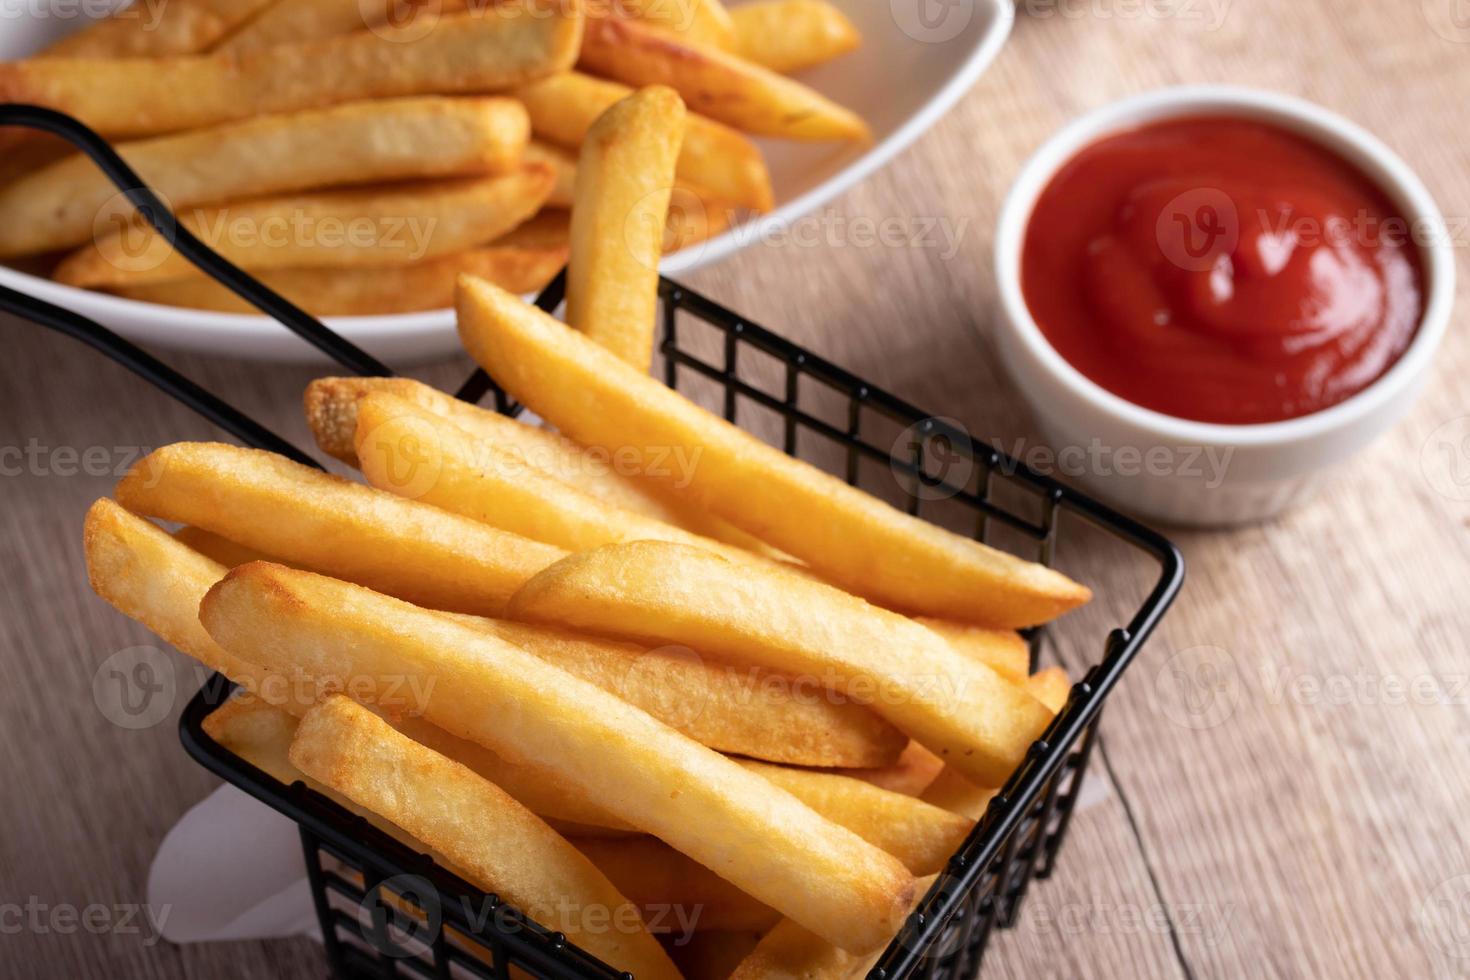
(994, 86, 1454, 527)
(0, 0, 1013, 362)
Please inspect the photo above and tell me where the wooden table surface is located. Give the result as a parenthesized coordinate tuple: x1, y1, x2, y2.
(4, 3, 1470, 978)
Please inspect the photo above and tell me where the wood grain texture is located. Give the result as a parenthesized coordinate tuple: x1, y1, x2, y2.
(4, 2, 1470, 977)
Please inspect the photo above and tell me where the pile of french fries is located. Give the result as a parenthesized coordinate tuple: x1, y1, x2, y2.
(81, 80, 1091, 980)
(0, 0, 871, 318)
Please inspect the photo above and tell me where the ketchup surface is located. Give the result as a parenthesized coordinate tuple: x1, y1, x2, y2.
(1021, 117, 1424, 424)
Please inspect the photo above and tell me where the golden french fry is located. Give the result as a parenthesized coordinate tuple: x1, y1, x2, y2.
(0, 8, 583, 140)
(517, 71, 774, 212)
(496, 207, 572, 249)
(730, 917, 869, 980)
(304, 375, 779, 557)
(465, 616, 905, 768)
(922, 668, 1070, 817)
(291, 696, 681, 980)
(738, 760, 971, 875)
(731, 0, 860, 74)
(578, 15, 868, 141)
(0, 97, 529, 259)
(916, 618, 1029, 683)
(506, 540, 1053, 787)
(115, 442, 566, 617)
(609, 0, 735, 48)
(664, 184, 734, 253)
(215, 0, 400, 53)
(456, 276, 1093, 627)
(40, 0, 278, 58)
(571, 836, 780, 933)
(525, 141, 579, 207)
(568, 86, 685, 368)
(201, 698, 305, 785)
(354, 391, 780, 568)
(833, 741, 945, 797)
(171, 526, 278, 568)
(114, 242, 568, 316)
(59, 167, 554, 289)
(201, 563, 915, 954)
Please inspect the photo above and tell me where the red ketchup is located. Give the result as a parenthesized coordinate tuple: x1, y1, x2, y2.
(1021, 117, 1424, 425)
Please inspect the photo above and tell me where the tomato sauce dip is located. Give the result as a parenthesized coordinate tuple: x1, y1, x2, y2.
(1020, 116, 1425, 425)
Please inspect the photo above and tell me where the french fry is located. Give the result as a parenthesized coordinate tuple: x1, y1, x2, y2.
(113, 242, 568, 316)
(115, 442, 566, 617)
(172, 526, 277, 568)
(738, 760, 971, 875)
(916, 618, 1029, 683)
(354, 391, 780, 568)
(517, 71, 774, 212)
(731, 0, 861, 74)
(304, 375, 780, 556)
(496, 207, 572, 249)
(59, 168, 555, 289)
(0, 97, 529, 259)
(729, 917, 870, 980)
(506, 540, 1053, 787)
(40, 0, 278, 58)
(201, 698, 306, 785)
(578, 15, 869, 141)
(833, 741, 945, 797)
(456, 276, 1093, 627)
(0, 8, 583, 140)
(465, 616, 906, 768)
(214, 0, 402, 53)
(664, 184, 735, 253)
(922, 669, 1070, 817)
(201, 563, 916, 954)
(571, 836, 780, 933)
(525, 141, 579, 207)
(611, 0, 735, 49)
(291, 696, 682, 980)
(568, 86, 685, 368)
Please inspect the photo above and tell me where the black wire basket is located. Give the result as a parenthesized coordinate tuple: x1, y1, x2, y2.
(7, 105, 1183, 980)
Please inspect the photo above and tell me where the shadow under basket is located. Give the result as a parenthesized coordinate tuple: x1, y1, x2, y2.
(177, 276, 1183, 980)
(4, 94, 1182, 980)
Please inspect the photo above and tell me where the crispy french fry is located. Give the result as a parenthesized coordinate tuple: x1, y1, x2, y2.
(0, 97, 529, 259)
(291, 696, 681, 980)
(731, 0, 860, 74)
(0, 8, 582, 140)
(114, 242, 568, 316)
(922, 669, 1070, 817)
(172, 526, 277, 568)
(456, 276, 1093, 627)
(729, 917, 869, 980)
(525, 141, 579, 207)
(610, 0, 735, 48)
(354, 391, 781, 568)
(506, 541, 1053, 787)
(201, 698, 306, 785)
(833, 741, 945, 797)
(738, 760, 971, 875)
(214, 0, 397, 53)
(304, 375, 780, 556)
(59, 168, 554, 289)
(201, 563, 915, 953)
(40, 0, 278, 58)
(579, 15, 868, 141)
(571, 836, 780, 933)
(916, 618, 1029, 683)
(568, 86, 685, 368)
(465, 616, 905, 768)
(115, 442, 566, 617)
(517, 71, 773, 212)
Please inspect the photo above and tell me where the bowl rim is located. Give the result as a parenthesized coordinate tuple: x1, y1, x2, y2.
(993, 84, 1456, 448)
(0, 0, 1016, 354)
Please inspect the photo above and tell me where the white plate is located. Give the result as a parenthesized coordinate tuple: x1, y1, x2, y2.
(0, 0, 1012, 362)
